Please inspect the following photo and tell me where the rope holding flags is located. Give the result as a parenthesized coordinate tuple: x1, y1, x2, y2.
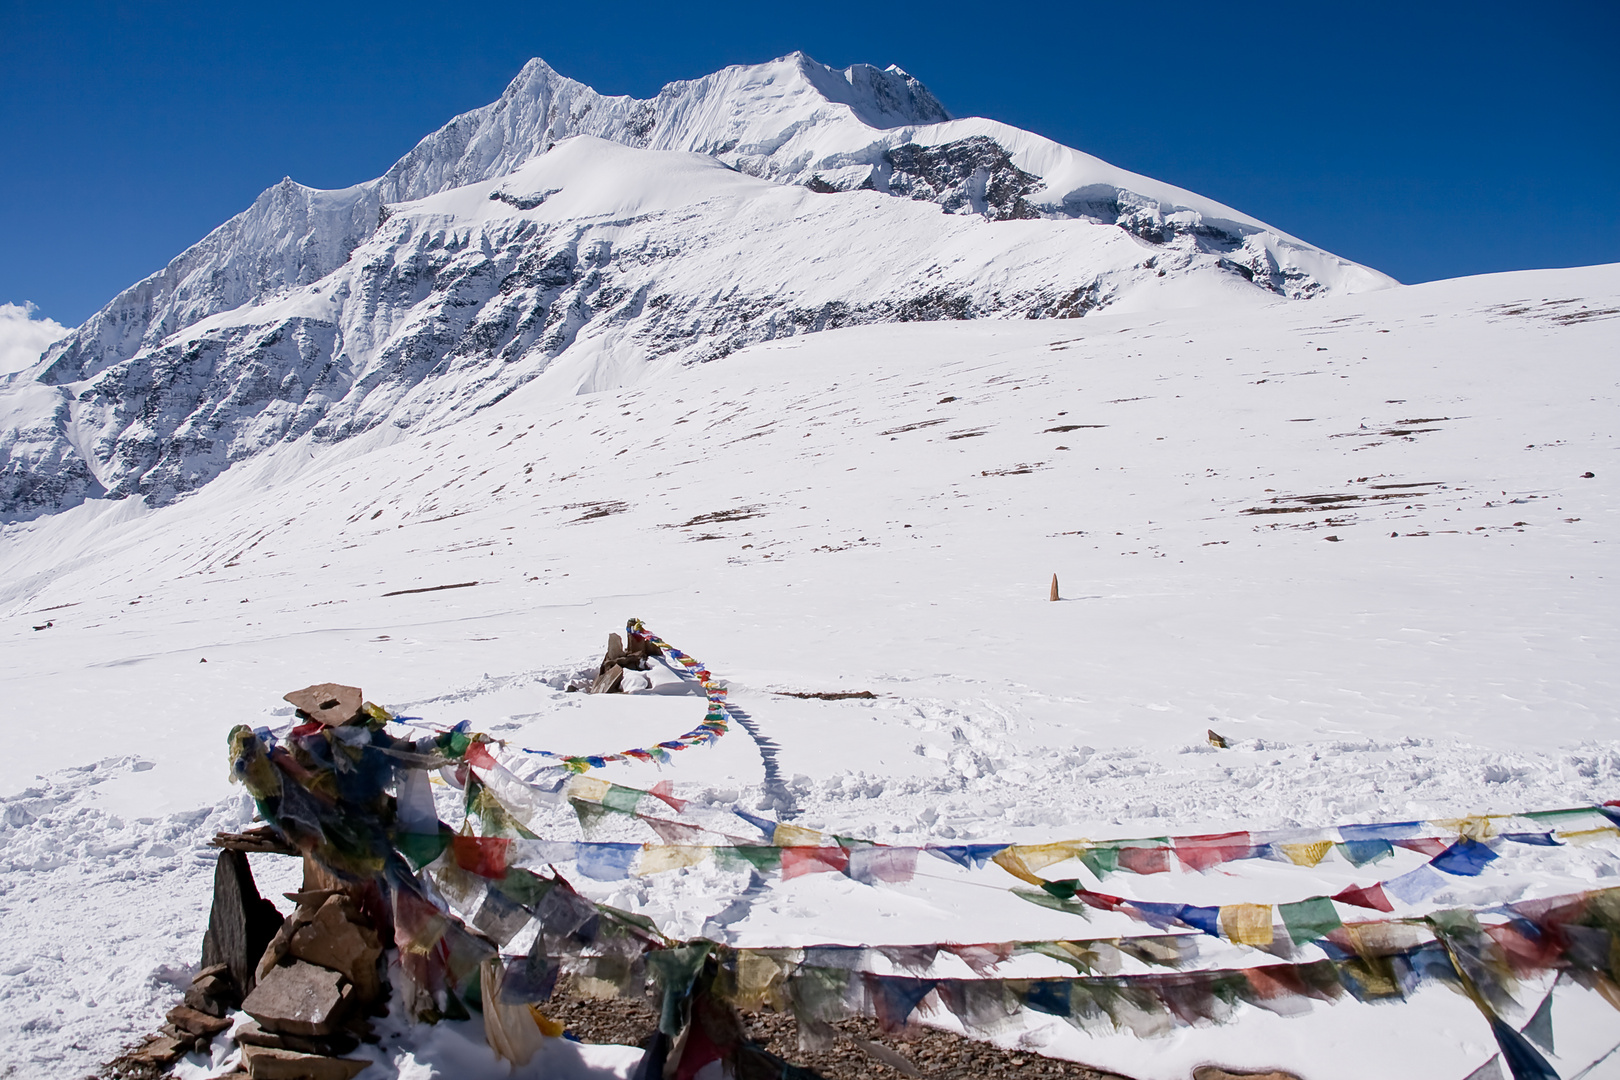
(225, 620, 1620, 1080)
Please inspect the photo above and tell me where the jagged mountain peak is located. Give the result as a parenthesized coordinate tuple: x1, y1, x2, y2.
(4, 52, 1396, 519)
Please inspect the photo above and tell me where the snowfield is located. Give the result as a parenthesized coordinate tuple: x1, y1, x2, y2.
(1, 262, 1616, 1079)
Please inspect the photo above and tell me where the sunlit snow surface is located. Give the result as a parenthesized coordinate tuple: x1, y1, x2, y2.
(1, 265, 1617, 1078)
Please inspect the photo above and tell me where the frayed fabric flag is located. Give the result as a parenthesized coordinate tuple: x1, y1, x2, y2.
(1174, 833, 1253, 872)
(1338, 839, 1394, 867)
(1117, 844, 1172, 875)
(782, 846, 851, 879)
(452, 834, 511, 879)
(649, 780, 687, 812)
(576, 842, 641, 881)
(1431, 838, 1500, 877)
(636, 845, 710, 876)
(866, 975, 937, 1032)
(1277, 841, 1333, 867)
(926, 844, 1009, 870)
(1395, 837, 1452, 858)
(774, 822, 828, 848)
(1489, 1016, 1561, 1080)
(1279, 897, 1342, 945)
(1385, 864, 1447, 905)
(992, 847, 1049, 885)
(603, 784, 644, 815)
(847, 846, 918, 885)
(1219, 904, 1275, 947)
(1332, 883, 1394, 912)
(644, 817, 706, 846)
(733, 808, 779, 841)
(1176, 905, 1223, 937)
(568, 775, 613, 803)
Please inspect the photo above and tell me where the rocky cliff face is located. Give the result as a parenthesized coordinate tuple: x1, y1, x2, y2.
(1, 53, 1395, 518)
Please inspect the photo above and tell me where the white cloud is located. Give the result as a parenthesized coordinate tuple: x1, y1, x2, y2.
(0, 302, 69, 377)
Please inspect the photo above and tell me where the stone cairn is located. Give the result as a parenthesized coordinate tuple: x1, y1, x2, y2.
(107, 685, 390, 1080)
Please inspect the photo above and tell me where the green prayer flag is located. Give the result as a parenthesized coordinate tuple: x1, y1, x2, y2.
(603, 784, 644, 815)
(647, 943, 713, 1035)
(397, 828, 451, 871)
(719, 845, 783, 874)
(1080, 844, 1119, 879)
(1279, 896, 1342, 945)
(570, 798, 613, 837)
(494, 868, 553, 908)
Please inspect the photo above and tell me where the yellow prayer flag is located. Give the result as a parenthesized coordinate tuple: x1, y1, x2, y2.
(734, 950, 789, 1011)
(1277, 841, 1333, 867)
(991, 847, 1046, 885)
(773, 822, 827, 848)
(1433, 815, 1495, 841)
(1218, 903, 1274, 947)
(567, 775, 613, 803)
(528, 1006, 565, 1038)
(1556, 825, 1620, 846)
(635, 845, 711, 876)
(1007, 841, 1086, 874)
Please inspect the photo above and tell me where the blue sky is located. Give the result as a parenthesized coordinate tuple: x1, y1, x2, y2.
(3, 0, 1616, 326)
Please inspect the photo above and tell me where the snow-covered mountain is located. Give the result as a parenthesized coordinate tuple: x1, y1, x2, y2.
(1, 53, 1394, 517)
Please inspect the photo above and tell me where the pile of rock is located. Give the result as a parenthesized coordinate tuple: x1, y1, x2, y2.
(569, 631, 663, 694)
(108, 848, 384, 1079)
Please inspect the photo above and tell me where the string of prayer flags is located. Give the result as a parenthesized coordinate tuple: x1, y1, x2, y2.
(509, 619, 733, 772)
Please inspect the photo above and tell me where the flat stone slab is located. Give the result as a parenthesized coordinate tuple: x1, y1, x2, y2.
(242, 960, 350, 1037)
(283, 683, 365, 726)
(242, 1044, 369, 1080)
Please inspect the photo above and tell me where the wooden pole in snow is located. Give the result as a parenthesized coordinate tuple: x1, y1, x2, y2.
(1049, 574, 1060, 601)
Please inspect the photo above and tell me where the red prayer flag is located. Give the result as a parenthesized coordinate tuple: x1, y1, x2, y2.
(451, 834, 510, 879)
(1332, 883, 1394, 912)
(781, 846, 851, 879)
(464, 741, 497, 770)
(1173, 832, 1253, 872)
(650, 780, 688, 812)
(1117, 845, 1171, 875)
(1394, 837, 1449, 857)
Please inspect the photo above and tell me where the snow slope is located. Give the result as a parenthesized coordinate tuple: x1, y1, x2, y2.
(1, 53, 1393, 518)
(0, 263, 1615, 1078)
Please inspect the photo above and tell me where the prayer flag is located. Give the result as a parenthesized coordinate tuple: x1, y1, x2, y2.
(866, 975, 936, 1032)
(1385, 864, 1446, 904)
(774, 822, 828, 848)
(576, 843, 640, 881)
(1332, 883, 1394, 912)
(1278, 841, 1333, 867)
(1117, 844, 1172, 875)
(782, 846, 850, 879)
(1174, 832, 1254, 872)
(1279, 897, 1342, 945)
(1431, 838, 1499, 877)
(925, 844, 1009, 870)
(649, 780, 687, 812)
(847, 846, 918, 885)
(452, 834, 510, 879)
(636, 845, 710, 876)
(1338, 839, 1394, 867)
(1219, 904, 1275, 947)
(1177, 905, 1223, 937)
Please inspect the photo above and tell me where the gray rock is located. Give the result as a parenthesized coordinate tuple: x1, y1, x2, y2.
(241, 1044, 369, 1080)
(243, 960, 352, 1037)
(236, 1019, 359, 1057)
(200, 849, 285, 996)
